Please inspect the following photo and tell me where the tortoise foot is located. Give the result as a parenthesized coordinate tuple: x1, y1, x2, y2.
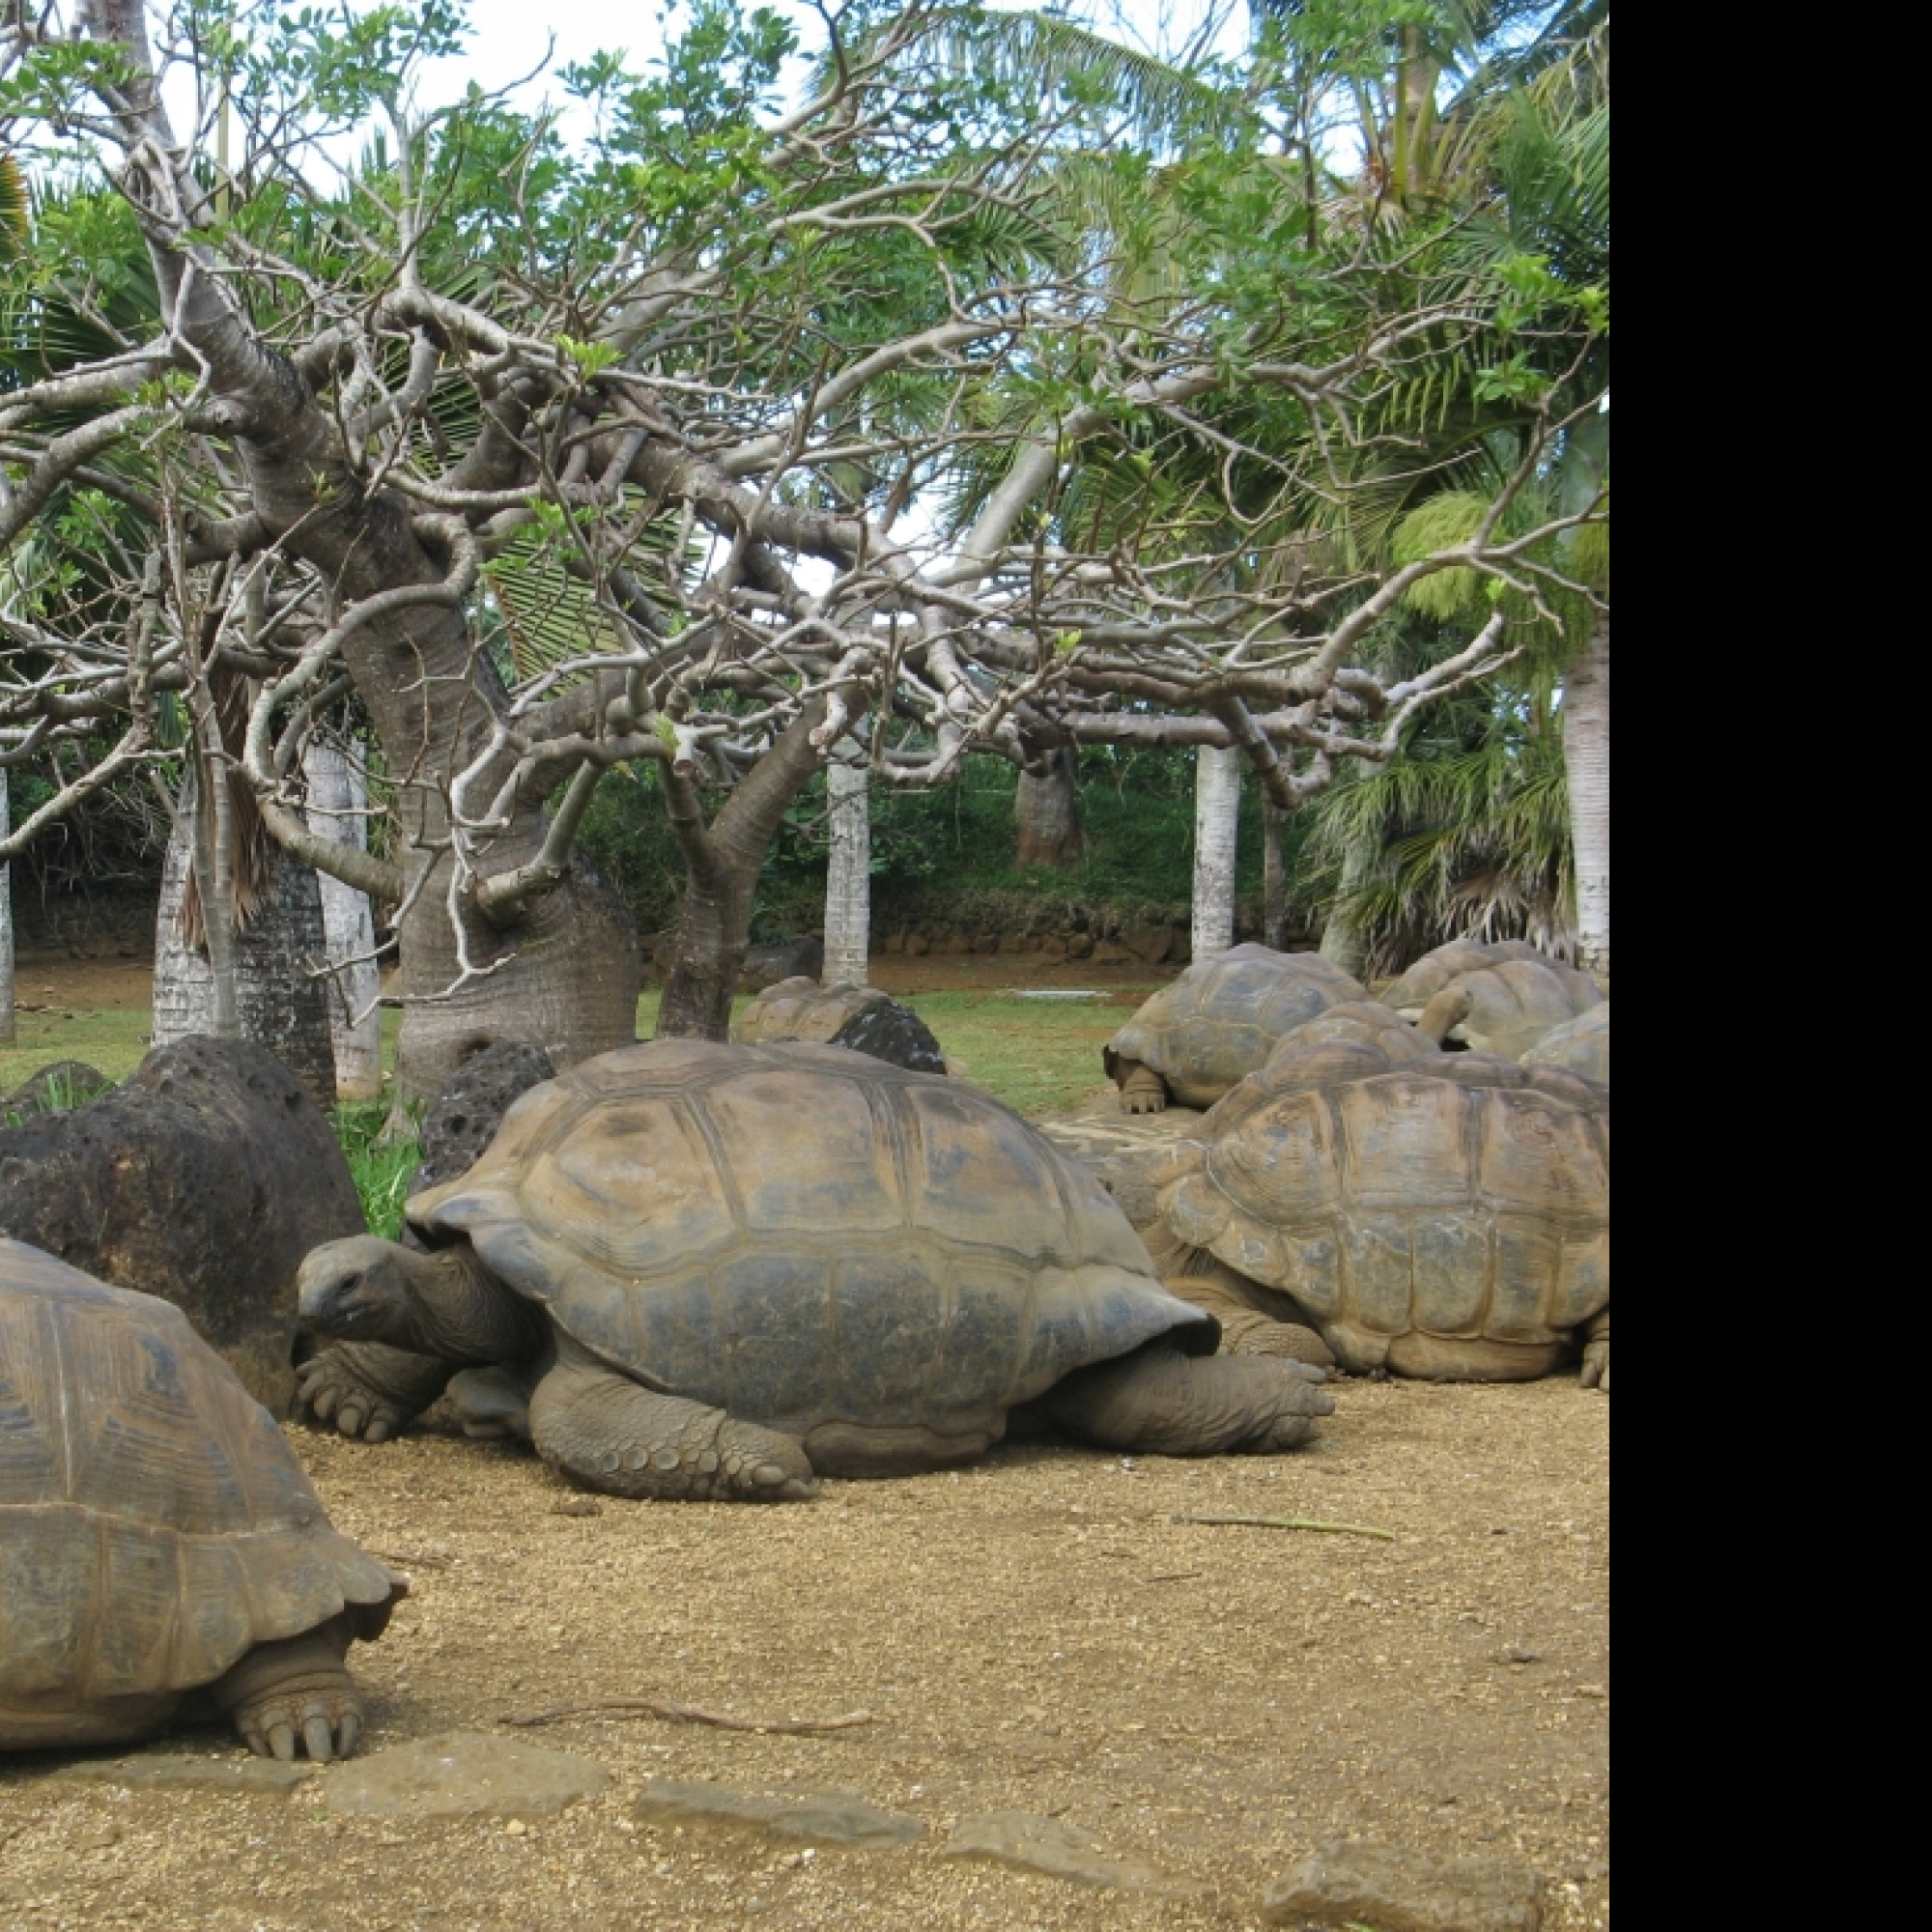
(297, 1341, 451, 1442)
(215, 1624, 364, 1761)
(1117, 1063, 1170, 1115)
(530, 1347, 820, 1501)
(1580, 1335, 1609, 1391)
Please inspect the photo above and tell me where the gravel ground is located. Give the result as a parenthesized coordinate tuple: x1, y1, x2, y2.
(0, 1377, 1608, 1931)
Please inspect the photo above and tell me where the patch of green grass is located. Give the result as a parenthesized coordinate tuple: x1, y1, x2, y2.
(894, 988, 1148, 1115)
(333, 1099, 421, 1238)
(0, 1006, 152, 1094)
(3, 980, 1147, 1143)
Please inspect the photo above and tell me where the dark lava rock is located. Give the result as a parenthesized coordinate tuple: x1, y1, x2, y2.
(0, 1037, 363, 1410)
(407, 1040, 557, 1198)
(830, 998, 947, 1075)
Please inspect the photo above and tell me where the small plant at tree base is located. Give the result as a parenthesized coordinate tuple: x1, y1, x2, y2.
(332, 1100, 420, 1240)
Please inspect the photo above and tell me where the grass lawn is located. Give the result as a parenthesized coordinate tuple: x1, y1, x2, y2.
(6, 971, 1143, 1230)
(0, 1004, 153, 1092)
(3, 982, 1126, 1116)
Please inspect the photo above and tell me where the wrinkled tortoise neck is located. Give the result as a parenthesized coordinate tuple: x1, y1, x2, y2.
(403, 1244, 548, 1366)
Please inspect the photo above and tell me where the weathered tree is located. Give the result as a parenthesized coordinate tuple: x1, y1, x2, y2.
(1, 2, 1605, 1096)
(1191, 744, 1241, 962)
(822, 745, 871, 987)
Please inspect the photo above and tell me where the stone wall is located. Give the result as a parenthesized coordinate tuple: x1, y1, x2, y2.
(8, 887, 157, 963)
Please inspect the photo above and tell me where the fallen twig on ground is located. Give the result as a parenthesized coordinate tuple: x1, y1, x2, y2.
(1144, 1570, 1204, 1583)
(499, 1698, 876, 1735)
(1172, 1512, 1395, 1541)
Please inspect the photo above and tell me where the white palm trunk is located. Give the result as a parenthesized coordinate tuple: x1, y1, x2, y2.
(303, 737, 384, 1098)
(1564, 614, 1610, 980)
(823, 747, 871, 986)
(1, 770, 14, 1046)
(1191, 744, 1241, 961)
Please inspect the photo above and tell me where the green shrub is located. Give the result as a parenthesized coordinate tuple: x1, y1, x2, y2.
(332, 1100, 420, 1239)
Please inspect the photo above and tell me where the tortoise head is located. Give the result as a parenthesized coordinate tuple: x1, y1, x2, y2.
(298, 1236, 538, 1364)
(298, 1236, 428, 1345)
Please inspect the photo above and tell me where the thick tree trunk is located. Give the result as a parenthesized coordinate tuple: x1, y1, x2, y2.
(1191, 745, 1241, 961)
(657, 703, 844, 1041)
(1263, 800, 1289, 952)
(82, 0, 641, 1107)
(302, 738, 384, 1100)
(152, 785, 339, 1106)
(1, 770, 13, 1046)
(1564, 613, 1610, 980)
(1015, 746, 1082, 867)
(823, 750, 870, 985)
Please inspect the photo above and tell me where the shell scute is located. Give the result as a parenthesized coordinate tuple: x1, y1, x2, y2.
(703, 1068, 904, 1241)
(1339, 1216, 1417, 1337)
(1334, 1077, 1476, 1211)
(1409, 1214, 1493, 1335)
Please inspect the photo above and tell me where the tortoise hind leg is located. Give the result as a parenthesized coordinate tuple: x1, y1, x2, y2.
(1039, 1343, 1333, 1456)
(213, 1616, 363, 1761)
(528, 1338, 818, 1501)
(1116, 1060, 1170, 1114)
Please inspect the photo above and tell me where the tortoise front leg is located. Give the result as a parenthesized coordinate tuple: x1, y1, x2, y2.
(213, 1616, 364, 1762)
(1116, 1060, 1170, 1114)
(296, 1340, 454, 1442)
(1580, 1308, 1609, 1391)
(1040, 1343, 1333, 1455)
(528, 1340, 818, 1501)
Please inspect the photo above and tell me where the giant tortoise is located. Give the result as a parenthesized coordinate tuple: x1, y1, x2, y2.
(1153, 1041, 1609, 1386)
(295, 1040, 1332, 1500)
(1104, 945, 1368, 1114)
(1378, 940, 1603, 1062)
(733, 977, 946, 1074)
(0, 1239, 401, 1759)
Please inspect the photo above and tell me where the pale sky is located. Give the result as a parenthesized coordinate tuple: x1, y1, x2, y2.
(415, 0, 1252, 131)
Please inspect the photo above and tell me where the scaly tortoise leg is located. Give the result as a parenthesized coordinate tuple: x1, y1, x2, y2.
(213, 1616, 364, 1762)
(1039, 1342, 1334, 1456)
(1580, 1309, 1609, 1391)
(296, 1340, 454, 1442)
(1138, 1222, 1335, 1370)
(528, 1337, 818, 1501)
(1116, 1060, 1170, 1115)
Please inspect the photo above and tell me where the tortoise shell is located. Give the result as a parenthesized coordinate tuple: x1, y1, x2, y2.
(1104, 945, 1367, 1107)
(732, 978, 885, 1047)
(0, 1240, 397, 1748)
(1377, 938, 1552, 1009)
(1379, 945, 1602, 1063)
(410, 1040, 1215, 1441)
(1521, 1003, 1610, 1085)
(1157, 1052, 1608, 1379)
(1263, 1001, 1442, 1074)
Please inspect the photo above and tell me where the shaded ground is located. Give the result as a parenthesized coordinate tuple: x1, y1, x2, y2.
(2, 952, 1609, 1931)
(0, 1382, 1609, 1932)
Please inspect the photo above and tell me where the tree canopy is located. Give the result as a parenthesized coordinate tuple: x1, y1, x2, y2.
(1, 1, 1607, 1082)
